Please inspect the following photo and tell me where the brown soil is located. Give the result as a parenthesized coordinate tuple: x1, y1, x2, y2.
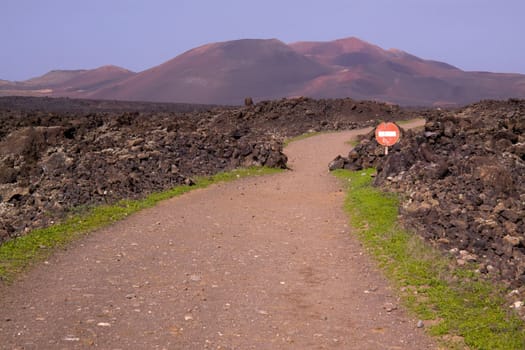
(0, 125, 434, 349)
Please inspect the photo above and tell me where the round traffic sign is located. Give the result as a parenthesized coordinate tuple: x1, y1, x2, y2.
(375, 122, 400, 146)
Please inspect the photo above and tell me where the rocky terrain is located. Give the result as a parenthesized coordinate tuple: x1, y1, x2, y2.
(0, 96, 414, 243)
(0, 96, 219, 114)
(330, 99, 525, 289)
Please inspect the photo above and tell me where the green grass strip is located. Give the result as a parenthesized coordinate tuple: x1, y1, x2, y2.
(0, 166, 282, 282)
(284, 131, 327, 147)
(397, 118, 418, 125)
(333, 168, 525, 350)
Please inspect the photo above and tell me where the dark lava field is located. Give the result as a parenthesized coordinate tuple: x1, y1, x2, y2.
(0, 96, 410, 243)
(331, 99, 525, 290)
(1, 96, 524, 293)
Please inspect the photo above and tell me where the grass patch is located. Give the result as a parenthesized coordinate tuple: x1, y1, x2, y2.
(284, 131, 327, 147)
(333, 168, 525, 350)
(397, 118, 418, 125)
(0, 166, 282, 282)
(345, 139, 359, 147)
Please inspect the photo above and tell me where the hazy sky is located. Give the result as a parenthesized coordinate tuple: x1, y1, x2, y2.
(1, 0, 524, 81)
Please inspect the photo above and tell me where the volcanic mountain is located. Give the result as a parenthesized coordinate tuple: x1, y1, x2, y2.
(2, 37, 525, 106)
(87, 39, 331, 104)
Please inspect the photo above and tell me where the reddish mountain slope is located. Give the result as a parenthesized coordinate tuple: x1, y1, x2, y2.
(290, 38, 459, 76)
(54, 65, 135, 94)
(0, 66, 134, 97)
(23, 69, 89, 87)
(88, 39, 332, 104)
(289, 37, 525, 106)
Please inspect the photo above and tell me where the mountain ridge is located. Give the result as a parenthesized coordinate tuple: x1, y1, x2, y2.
(1, 37, 524, 106)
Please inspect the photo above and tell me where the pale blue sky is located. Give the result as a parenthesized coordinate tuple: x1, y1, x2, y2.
(1, 0, 524, 81)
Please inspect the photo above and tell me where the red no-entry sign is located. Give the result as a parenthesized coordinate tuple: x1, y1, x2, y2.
(375, 122, 400, 147)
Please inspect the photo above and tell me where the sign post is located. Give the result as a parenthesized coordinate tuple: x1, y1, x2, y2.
(375, 122, 400, 155)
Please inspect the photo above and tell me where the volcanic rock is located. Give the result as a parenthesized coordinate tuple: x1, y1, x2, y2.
(0, 95, 413, 243)
(330, 99, 525, 287)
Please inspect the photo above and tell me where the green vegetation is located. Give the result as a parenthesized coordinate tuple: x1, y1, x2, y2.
(345, 139, 359, 147)
(0, 166, 282, 282)
(397, 118, 419, 125)
(284, 131, 327, 147)
(333, 168, 525, 350)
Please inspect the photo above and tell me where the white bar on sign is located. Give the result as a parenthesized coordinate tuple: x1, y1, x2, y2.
(378, 131, 397, 137)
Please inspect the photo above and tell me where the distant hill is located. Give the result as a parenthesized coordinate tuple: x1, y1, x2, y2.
(289, 38, 525, 106)
(53, 65, 135, 94)
(0, 65, 135, 98)
(2, 37, 525, 106)
(23, 69, 88, 87)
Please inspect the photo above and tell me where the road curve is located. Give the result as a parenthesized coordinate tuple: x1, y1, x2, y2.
(0, 120, 434, 349)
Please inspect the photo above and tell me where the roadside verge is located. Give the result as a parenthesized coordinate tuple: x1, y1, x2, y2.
(333, 168, 525, 350)
(0, 167, 282, 282)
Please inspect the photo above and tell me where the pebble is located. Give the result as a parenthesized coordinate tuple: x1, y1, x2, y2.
(63, 336, 80, 341)
(509, 289, 520, 296)
(456, 259, 466, 266)
(416, 320, 424, 328)
(503, 235, 521, 247)
(189, 274, 201, 282)
(184, 315, 194, 321)
(459, 250, 477, 262)
(383, 303, 398, 312)
(364, 287, 378, 294)
(97, 322, 111, 327)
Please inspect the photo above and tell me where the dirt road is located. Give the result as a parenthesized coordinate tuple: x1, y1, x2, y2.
(0, 121, 434, 349)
